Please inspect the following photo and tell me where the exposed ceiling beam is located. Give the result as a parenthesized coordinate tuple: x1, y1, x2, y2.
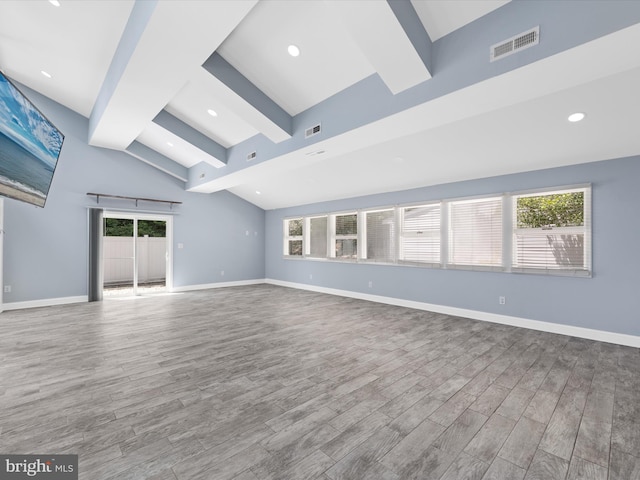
(125, 141, 188, 182)
(328, 0, 432, 94)
(386, 0, 433, 73)
(202, 53, 292, 143)
(153, 110, 227, 166)
(88, 0, 258, 150)
(187, 20, 640, 199)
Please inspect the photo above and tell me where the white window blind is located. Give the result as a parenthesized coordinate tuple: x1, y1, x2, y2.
(334, 213, 357, 259)
(363, 209, 395, 263)
(307, 216, 328, 258)
(399, 203, 440, 265)
(283, 218, 303, 256)
(281, 184, 590, 277)
(449, 197, 503, 268)
(513, 188, 590, 274)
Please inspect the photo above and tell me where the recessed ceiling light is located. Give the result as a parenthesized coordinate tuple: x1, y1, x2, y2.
(49, 0, 61, 6)
(166, 142, 174, 147)
(287, 45, 300, 57)
(207, 109, 218, 117)
(41, 70, 52, 78)
(255, 191, 261, 195)
(568, 112, 586, 122)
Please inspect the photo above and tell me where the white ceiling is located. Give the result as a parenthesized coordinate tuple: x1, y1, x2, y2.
(0, 0, 638, 211)
(0, 0, 133, 117)
(166, 70, 259, 150)
(217, 0, 377, 116)
(411, 0, 511, 41)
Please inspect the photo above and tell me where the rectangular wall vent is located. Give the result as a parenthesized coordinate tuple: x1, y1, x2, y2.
(305, 123, 321, 139)
(246, 151, 256, 161)
(490, 26, 539, 62)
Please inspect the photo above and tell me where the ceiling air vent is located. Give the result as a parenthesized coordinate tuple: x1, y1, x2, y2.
(490, 26, 539, 62)
(305, 123, 321, 139)
(246, 151, 256, 161)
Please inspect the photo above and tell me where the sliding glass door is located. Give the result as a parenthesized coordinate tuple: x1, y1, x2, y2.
(103, 217, 135, 294)
(102, 213, 172, 296)
(136, 219, 167, 293)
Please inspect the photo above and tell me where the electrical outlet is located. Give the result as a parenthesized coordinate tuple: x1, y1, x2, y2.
(4, 285, 11, 293)
(177, 243, 184, 249)
(220, 270, 225, 276)
(499, 296, 506, 305)
(368, 280, 373, 288)
(309, 274, 313, 280)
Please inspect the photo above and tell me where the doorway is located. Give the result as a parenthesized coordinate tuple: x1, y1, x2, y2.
(102, 212, 173, 296)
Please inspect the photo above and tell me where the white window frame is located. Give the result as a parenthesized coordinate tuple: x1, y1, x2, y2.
(398, 202, 441, 267)
(281, 184, 593, 279)
(283, 217, 304, 257)
(360, 207, 397, 264)
(447, 195, 504, 271)
(330, 212, 358, 260)
(304, 215, 329, 258)
(511, 185, 591, 276)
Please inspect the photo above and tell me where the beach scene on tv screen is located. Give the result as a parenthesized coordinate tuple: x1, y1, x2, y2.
(0, 74, 63, 207)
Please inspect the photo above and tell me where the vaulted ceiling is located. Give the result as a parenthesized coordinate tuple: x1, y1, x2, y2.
(1, 0, 639, 209)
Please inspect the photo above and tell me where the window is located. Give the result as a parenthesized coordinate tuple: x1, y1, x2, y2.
(449, 197, 503, 268)
(306, 216, 328, 258)
(282, 184, 591, 278)
(362, 209, 395, 263)
(399, 203, 440, 265)
(513, 187, 590, 274)
(333, 213, 357, 259)
(283, 218, 303, 256)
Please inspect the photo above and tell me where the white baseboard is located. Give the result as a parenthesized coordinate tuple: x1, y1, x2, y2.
(265, 279, 640, 348)
(4, 281, 638, 349)
(2, 295, 89, 311)
(0, 279, 267, 310)
(171, 278, 266, 293)
(0, 280, 266, 310)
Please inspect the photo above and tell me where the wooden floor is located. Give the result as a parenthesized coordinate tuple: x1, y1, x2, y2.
(0, 284, 638, 480)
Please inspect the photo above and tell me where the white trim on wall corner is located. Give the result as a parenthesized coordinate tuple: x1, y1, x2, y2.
(171, 279, 266, 293)
(264, 279, 640, 349)
(3, 296, 89, 311)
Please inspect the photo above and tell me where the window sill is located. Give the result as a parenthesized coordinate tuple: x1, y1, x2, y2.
(281, 257, 591, 278)
(511, 267, 591, 278)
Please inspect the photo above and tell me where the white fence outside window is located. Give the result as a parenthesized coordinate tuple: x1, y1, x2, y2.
(103, 236, 166, 285)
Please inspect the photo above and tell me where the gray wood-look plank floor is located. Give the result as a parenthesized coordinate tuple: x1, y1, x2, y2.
(0, 284, 638, 480)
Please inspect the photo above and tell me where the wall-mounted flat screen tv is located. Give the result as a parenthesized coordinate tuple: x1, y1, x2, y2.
(0, 70, 64, 207)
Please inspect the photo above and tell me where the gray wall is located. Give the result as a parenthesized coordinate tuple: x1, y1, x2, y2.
(265, 156, 640, 337)
(3, 85, 265, 303)
(5, 84, 640, 340)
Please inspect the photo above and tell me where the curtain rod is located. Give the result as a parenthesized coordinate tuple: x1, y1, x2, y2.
(86, 192, 182, 208)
